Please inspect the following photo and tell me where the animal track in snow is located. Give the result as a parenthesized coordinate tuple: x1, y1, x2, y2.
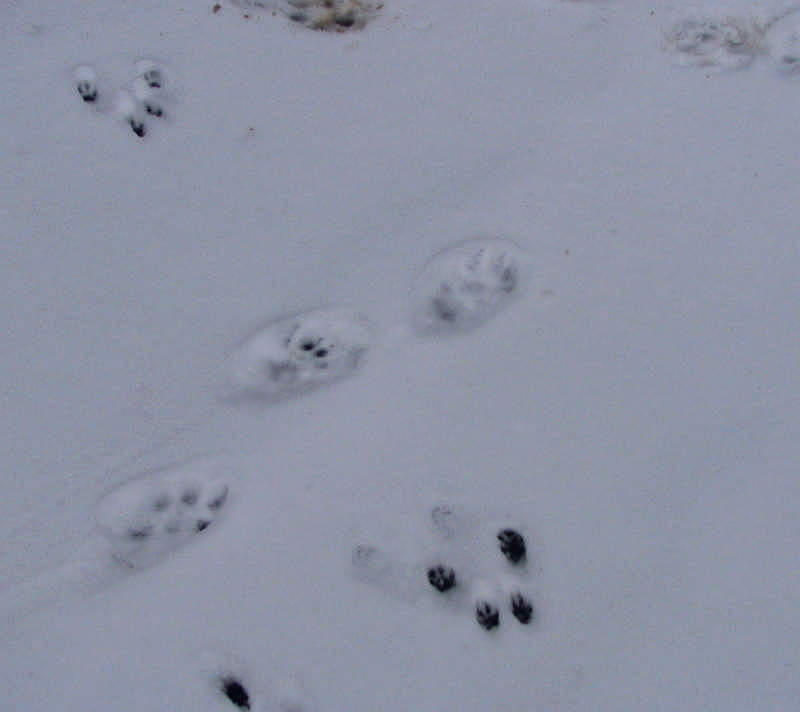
(74, 65, 99, 103)
(232, 0, 382, 31)
(663, 16, 758, 70)
(350, 500, 536, 632)
(764, 9, 800, 71)
(72, 58, 174, 138)
(95, 457, 230, 568)
(663, 5, 800, 73)
(411, 237, 532, 335)
(283, 0, 382, 31)
(224, 308, 372, 403)
(220, 675, 252, 709)
(202, 652, 319, 712)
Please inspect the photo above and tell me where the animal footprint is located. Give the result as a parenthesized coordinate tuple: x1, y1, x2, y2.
(427, 564, 457, 593)
(220, 675, 251, 709)
(411, 237, 532, 334)
(497, 528, 526, 565)
(475, 599, 500, 631)
(233, 0, 381, 31)
(284, 0, 381, 31)
(74, 65, 99, 103)
(95, 458, 230, 568)
(663, 16, 758, 70)
(225, 308, 372, 403)
(765, 12, 800, 73)
(202, 651, 319, 712)
(133, 59, 168, 119)
(509, 590, 533, 624)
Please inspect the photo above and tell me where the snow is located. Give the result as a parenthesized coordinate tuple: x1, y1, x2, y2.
(2, 0, 800, 709)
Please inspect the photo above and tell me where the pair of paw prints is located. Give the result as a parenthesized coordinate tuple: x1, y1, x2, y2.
(95, 458, 229, 568)
(664, 9, 800, 73)
(73, 59, 171, 138)
(351, 503, 537, 633)
(224, 238, 533, 404)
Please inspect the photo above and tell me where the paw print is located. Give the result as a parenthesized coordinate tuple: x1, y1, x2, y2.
(225, 308, 372, 403)
(427, 564, 456, 593)
(663, 16, 758, 71)
(765, 13, 800, 74)
(202, 651, 319, 712)
(128, 115, 147, 137)
(95, 459, 230, 568)
(412, 238, 532, 334)
(285, 325, 337, 371)
(140, 65, 163, 89)
(509, 591, 533, 624)
(497, 528, 526, 565)
(475, 600, 500, 631)
(276, 0, 382, 31)
(220, 675, 251, 709)
(73, 65, 101, 104)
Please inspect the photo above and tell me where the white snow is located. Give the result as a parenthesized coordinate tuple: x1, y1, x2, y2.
(2, 0, 800, 709)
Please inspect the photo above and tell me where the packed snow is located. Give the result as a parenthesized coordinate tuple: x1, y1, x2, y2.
(2, 0, 800, 709)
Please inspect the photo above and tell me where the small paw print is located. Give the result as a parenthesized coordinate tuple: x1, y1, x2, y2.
(129, 117, 146, 137)
(475, 600, 500, 630)
(427, 565, 456, 593)
(77, 80, 97, 102)
(73, 65, 100, 103)
(510, 591, 533, 624)
(497, 528, 526, 564)
(220, 676, 251, 709)
(141, 67, 163, 89)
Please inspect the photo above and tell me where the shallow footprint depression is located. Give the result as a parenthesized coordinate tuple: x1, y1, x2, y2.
(94, 458, 231, 569)
(411, 237, 532, 335)
(224, 307, 372, 403)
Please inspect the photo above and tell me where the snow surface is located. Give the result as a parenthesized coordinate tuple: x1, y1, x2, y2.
(2, 0, 800, 709)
